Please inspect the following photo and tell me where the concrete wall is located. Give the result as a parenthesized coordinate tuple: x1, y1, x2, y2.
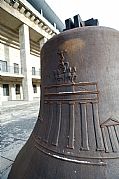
(0, 81, 23, 101)
(0, 37, 41, 102)
(32, 83, 40, 98)
(9, 46, 21, 67)
(30, 54, 40, 72)
(0, 0, 59, 103)
(0, 43, 5, 60)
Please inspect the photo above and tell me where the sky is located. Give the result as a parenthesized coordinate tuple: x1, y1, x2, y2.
(46, 0, 119, 31)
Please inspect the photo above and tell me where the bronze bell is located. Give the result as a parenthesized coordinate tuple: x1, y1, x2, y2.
(8, 26, 119, 179)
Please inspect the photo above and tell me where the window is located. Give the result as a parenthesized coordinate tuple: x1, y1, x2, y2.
(3, 84, 9, 96)
(0, 60, 7, 72)
(15, 84, 20, 95)
(14, 63, 19, 74)
(33, 84, 37, 93)
(32, 67, 36, 75)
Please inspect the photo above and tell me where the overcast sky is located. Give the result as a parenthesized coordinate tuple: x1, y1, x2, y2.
(46, 0, 119, 30)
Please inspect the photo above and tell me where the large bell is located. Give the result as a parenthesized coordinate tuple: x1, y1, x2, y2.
(8, 26, 119, 179)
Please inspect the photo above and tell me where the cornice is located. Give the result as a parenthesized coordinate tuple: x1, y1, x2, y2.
(1, 0, 59, 38)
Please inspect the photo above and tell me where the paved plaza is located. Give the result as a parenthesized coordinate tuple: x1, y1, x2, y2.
(0, 98, 40, 179)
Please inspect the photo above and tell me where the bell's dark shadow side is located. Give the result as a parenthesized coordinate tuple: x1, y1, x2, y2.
(8, 26, 119, 179)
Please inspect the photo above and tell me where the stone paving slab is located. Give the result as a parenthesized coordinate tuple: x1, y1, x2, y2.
(1, 140, 26, 161)
(1, 167, 11, 179)
(1, 139, 26, 179)
(1, 99, 39, 179)
(0, 99, 40, 124)
(0, 157, 13, 175)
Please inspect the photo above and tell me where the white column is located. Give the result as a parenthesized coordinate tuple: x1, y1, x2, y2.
(8, 83, 12, 101)
(19, 24, 33, 101)
(11, 84, 16, 100)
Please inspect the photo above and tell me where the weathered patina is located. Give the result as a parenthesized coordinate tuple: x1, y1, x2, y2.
(8, 25, 119, 179)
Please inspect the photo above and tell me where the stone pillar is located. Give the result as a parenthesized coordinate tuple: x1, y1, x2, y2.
(19, 24, 33, 101)
(11, 84, 16, 100)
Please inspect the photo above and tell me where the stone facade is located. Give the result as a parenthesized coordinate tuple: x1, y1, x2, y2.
(0, 0, 63, 104)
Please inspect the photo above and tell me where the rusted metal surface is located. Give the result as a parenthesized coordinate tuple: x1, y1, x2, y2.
(8, 26, 119, 179)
